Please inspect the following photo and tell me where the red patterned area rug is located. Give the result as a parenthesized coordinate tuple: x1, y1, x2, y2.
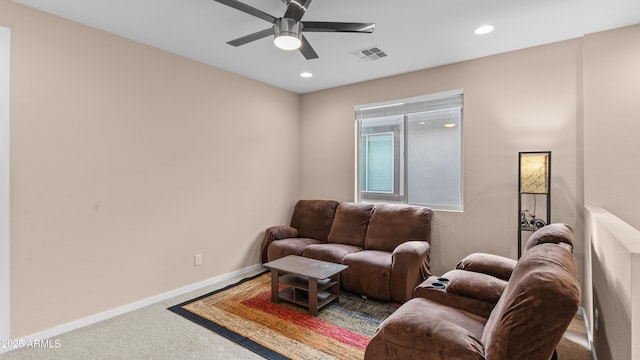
(168, 272, 399, 360)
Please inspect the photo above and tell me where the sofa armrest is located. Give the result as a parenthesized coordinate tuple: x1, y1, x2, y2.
(390, 241, 431, 303)
(260, 226, 298, 263)
(455, 253, 517, 281)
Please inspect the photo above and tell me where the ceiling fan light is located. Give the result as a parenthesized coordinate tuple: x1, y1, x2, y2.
(274, 18, 302, 50)
(274, 35, 301, 50)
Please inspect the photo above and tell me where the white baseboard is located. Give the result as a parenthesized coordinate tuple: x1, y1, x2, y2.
(1, 264, 264, 354)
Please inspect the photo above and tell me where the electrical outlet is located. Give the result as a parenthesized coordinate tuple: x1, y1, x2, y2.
(594, 308, 599, 331)
(194, 253, 202, 266)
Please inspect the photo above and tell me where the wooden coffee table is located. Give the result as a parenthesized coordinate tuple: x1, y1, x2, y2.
(263, 255, 348, 315)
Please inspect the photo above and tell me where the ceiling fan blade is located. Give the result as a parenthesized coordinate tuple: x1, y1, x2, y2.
(302, 21, 375, 33)
(299, 35, 318, 60)
(284, 0, 312, 21)
(212, 0, 276, 23)
(227, 27, 274, 46)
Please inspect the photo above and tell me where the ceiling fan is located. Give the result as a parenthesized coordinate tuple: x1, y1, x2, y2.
(212, 0, 375, 59)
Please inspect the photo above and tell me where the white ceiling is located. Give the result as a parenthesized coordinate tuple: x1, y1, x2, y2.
(11, 0, 640, 94)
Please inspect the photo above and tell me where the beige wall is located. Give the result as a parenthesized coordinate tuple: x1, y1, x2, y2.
(583, 24, 640, 360)
(1, 1, 301, 338)
(301, 39, 583, 277)
(583, 24, 640, 230)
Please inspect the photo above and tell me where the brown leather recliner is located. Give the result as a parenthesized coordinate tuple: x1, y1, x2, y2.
(413, 223, 574, 318)
(365, 224, 580, 359)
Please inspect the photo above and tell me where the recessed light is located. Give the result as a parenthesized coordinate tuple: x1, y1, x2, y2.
(300, 72, 313, 78)
(444, 123, 456, 128)
(418, 121, 426, 125)
(474, 25, 494, 35)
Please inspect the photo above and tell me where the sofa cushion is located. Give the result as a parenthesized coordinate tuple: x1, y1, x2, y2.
(365, 204, 432, 252)
(365, 297, 485, 359)
(327, 202, 374, 247)
(482, 243, 580, 359)
(290, 200, 339, 242)
(266, 238, 324, 262)
(302, 243, 363, 264)
(342, 250, 392, 300)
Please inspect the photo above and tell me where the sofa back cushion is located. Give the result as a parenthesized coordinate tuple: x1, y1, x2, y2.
(365, 203, 433, 252)
(524, 223, 574, 251)
(289, 200, 339, 242)
(327, 202, 374, 247)
(481, 243, 580, 359)
(455, 253, 517, 281)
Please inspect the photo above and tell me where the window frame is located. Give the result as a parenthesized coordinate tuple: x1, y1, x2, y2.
(355, 89, 464, 211)
(361, 131, 395, 194)
(357, 117, 404, 202)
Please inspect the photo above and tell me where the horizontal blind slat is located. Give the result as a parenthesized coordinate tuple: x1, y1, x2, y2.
(355, 94, 463, 120)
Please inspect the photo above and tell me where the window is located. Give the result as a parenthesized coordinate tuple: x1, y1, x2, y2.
(355, 90, 463, 211)
(361, 132, 394, 193)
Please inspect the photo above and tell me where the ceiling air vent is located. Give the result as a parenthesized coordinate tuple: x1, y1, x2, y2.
(350, 46, 388, 62)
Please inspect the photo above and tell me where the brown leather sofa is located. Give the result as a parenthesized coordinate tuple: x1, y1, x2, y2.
(260, 199, 433, 303)
(365, 223, 580, 359)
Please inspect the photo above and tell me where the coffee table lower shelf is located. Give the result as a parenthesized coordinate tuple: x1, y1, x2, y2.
(278, 274, 339, 312)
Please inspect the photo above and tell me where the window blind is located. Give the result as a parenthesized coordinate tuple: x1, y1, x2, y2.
(354, 91, 463, 120)
(365, 133, 393, 193)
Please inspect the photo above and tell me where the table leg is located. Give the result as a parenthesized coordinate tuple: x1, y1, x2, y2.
(308, 278, 318, 316)
(332, 273, 341, 300)
(270, 269, 279, 303)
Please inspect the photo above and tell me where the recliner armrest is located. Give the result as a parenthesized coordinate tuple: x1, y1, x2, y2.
(364, 297, 486, 359)
(260, 226, 298, 263)
(444, 270, 506, 303)
(390, 241, 431, 303)
(455, 253, 516, 281)
(414, 269, 507, 318)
